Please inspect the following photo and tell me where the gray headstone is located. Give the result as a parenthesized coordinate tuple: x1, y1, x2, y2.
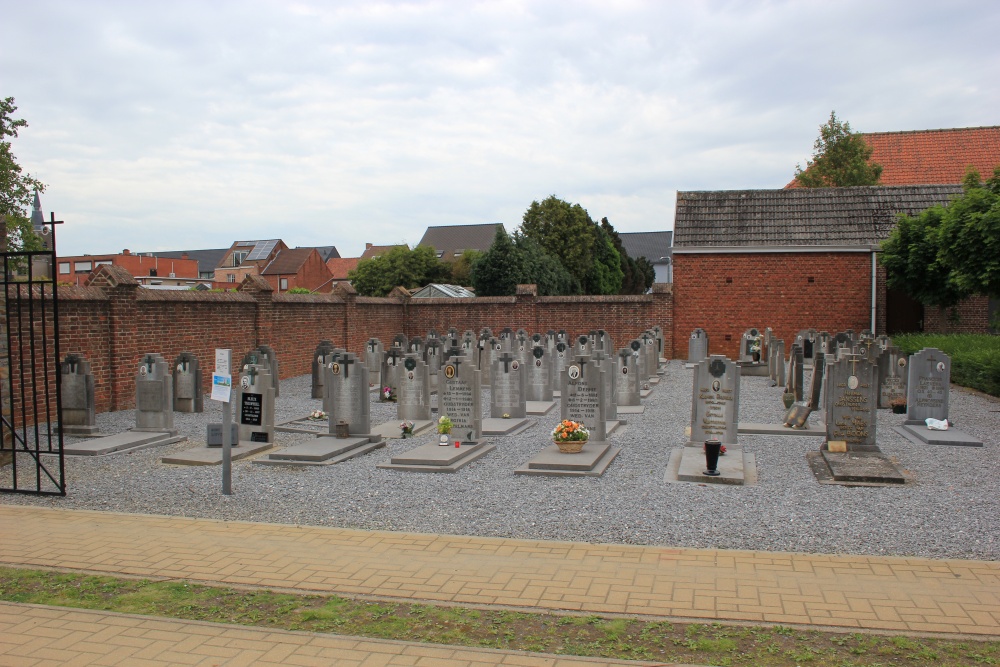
(774, 339, 786, 386)
(905, 348, 951, 424)
(206, 422, 239, 447)
(689, 355, 740, 446)
(235, 365, 274, 443)
(551, 341, 569, 394)
(740, 328, 762, 363)
(380, 347, 405, 402)
(397, 354, 432, 421)
(825, 354, 877, 451)
(575, 334, 592, 357)
(312, 340, 336, 399)
(615, 347, 641, 406)
(560, 356, 608, 442)
(255, 345, 280, 397)
(392, 333, 408, 351)
(525, 345, 552, 402)
(490, 350, 527, 418)
(60, 354, 96, 429)
(877, 346, 908, 409)
(641, 334, 658, 378)
(687, 328, 709, 363)
(135, 353, 173, 431)
(173, 352, 203, 413)
(325, 352, 371, 436)
(440, 355, 482, 442)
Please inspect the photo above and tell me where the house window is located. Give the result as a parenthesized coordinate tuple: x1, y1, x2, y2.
(227, 274, 236, 283)
(436, 251, 444, 258)
(149, 269, 157, 277)
(74, 261, 92, 272)
(279, 278, 288, 290)
(59, 263, 70, 274)
(95, 260, 112, 267)
(232, 251, 248, 267)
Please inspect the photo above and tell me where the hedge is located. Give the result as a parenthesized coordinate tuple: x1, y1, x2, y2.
(893, 334, 1000, 398)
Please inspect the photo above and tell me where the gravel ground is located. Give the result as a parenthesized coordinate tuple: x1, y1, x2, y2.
(2, 360, 998, 560)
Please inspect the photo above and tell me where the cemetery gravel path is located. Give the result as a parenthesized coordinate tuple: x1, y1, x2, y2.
(1, 505, 998, 644)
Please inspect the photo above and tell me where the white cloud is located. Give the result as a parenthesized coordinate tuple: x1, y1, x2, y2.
(2, 0, 998, 256)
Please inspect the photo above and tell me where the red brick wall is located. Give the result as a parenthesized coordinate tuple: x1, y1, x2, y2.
(672, 251, 877, 359)
(923, 295, 991, 333)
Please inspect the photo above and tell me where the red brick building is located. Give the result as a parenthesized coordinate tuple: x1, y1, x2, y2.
(57, 249, 201, 287)
(671, 185, 963, 359)
(260, 247, 334, 293)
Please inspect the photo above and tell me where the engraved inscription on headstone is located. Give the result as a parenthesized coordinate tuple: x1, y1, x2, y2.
(689, 355, 740, 445)
(905, 348, 950, 424)
(825, 354, 877, 450)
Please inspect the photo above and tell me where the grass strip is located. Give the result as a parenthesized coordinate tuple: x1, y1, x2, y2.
(1, 566, 998, 666)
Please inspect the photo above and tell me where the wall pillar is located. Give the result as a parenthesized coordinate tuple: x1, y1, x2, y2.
(85, 265, 140, 410)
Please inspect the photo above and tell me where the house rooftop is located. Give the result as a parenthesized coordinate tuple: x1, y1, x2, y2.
(674, 185, 963, 248)
(417, 223, 502, 259)
(262, 248, 315, 275)
(326, 257, 359, 280)
(143, 249, 230, 275)
(618, 231, 673, 263)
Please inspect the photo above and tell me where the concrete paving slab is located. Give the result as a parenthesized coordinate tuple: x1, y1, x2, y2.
(274, 415, 329, 434)
(377, 441, 496, 473)
(814, 449, 906, 484)
(161, 440, 274, 466)
(482, 417, 535, 437)
(263, 436, 374, 462)
(63, 431, 185, 456)
(666, 449, 758, 487)
(616, 404, 644, 414)
(256, 439, 386, 467)
(371, 419, 433, 439)
(676, 445, 746, 485)
(639, 388, 653, 399)
(894, 424, 983, 447)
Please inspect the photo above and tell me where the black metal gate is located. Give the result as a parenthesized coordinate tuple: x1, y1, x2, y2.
(0, 214, 65, 496)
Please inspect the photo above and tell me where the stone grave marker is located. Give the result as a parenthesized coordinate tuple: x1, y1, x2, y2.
(135, 353, 175, 433)
(424, 338, 443, 379)
(642, 333, 658, 379)
(877, 346, 908, 409)
(397, 354, 432, 422)
(392, 333, 408, 351)
(896, 348, 981, 446)
(59, 353, 99, 436)
(796, 329, 817, 362)
(235, 365, 274, 444)
(312, 340, 337, 399)
(593, 349, 618, 422)
(561, 356, 608, 442)
(525, 345, 553, 402)
(325, 352, 371, 436)
(786, 344, 804, 402)
(687, 328, 709, 363)
(825, 354, 877, 451)
(408, 336, 424, 358)
(739, 328, 761, 363)
(817, 331, 832, 355)
(172, 352, 203, 413)
(380, 347, 405, 402)
(552, 341, 569, 396)
(576, 334, 592, 357)
(875, 334, 893, 351)
(364, 338, 384, 389)
(651, 325, 665, 362)
(255, 344, 280, 397)
(440, 355, 482, 442)
(491, 350, 527, 419)
(774, 339, 786, 386)
(615, 347, 642, 411)
(689, 355, 740, 446)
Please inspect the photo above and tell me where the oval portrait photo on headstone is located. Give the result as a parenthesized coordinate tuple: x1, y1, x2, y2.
(568, 365, 580, 380)
(444, 364, 455, 379)
(511, 360, 519, 370)
(622, 367, 628, 375)
(331, 362, 341, 375)
(139, 366, 147, 376)
(848, 375, 859, 389)
(407, 371, 414, 380)
(535, 359, 542, 367)
(240, 376, 250, 389)
(899, 358, 907, 368)
(937, 362, 946, 372)
(712, 379, 721, 392)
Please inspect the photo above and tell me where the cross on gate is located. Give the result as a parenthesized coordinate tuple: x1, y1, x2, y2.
(497, 352, 515, 373)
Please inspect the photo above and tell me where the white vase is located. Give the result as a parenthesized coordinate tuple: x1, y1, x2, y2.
(439, 433, 449, 446)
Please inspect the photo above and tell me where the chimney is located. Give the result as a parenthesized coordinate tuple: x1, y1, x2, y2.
(366, 243, 372, 249)
(123, 249, 131, 255)
(181, 252, 189, 260)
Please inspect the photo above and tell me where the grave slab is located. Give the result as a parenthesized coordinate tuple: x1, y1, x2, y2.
(514, 442, 620, 477)
(810, 449, 906, 484)
(481, 417, 535, 437)
(377, 440, 496, 473)
(255, 436, 386, 466)
(676, 445, 747, 485)
(735, 362, 768, 377)
(616, 405, 645, 415)
(370, 419, 433, 440)
(525, 400, 556, 416)
(893, 425, 983, 448)
(647, 376, 660, 385)
(64, 431, 185, 456)
(664, 449, 757, 486)
(639, 388, 653, 399)
(59, 425, 103, 437)
(738, 422, 826, 437)
(161, 440, 274, 466)
(275, 416, 328, 435)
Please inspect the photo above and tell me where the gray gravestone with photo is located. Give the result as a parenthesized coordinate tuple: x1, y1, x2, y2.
(392, 333, 408, 352)
(255, 344, 280, 397)
(380, 347, 404, 402)
(172, 352, 203, 413)
(408, 336, 424, 359)
(135, 353, 175, 432)
(786, 344, 804, 402)
(615, 347, 641, 407)
(904, 348, 951, 425)
(312, 340, 336, 399)
(593, 349, 618, 422)
(774, 339, 786, 386)
(795, 329, 817, 362)
(551, 341, 569, 396)
(878, 346, 908, 409)
(424, 338, 443, 378)
(325, 352, 371, 436)
(60, 353, 99, 435)
(235, 365, 274, 444)
(642, 333, 658, 378)
(440, 355, 482, 442)
(491, 350, 527, 419)
(825, 354, 877, 451)
(525, 345, 552, 402)
(478, 336, 495, 386)
(575, 334, 592, 357)
(689, 355, 740, 446)
(561, 356, 608, 442)
(651, 325, 665, 362)
(397, 354, 432, 422)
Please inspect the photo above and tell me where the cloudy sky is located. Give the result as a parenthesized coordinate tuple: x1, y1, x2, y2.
(4, 1, 998, 258)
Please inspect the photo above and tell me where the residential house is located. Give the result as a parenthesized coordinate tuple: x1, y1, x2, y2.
(261, 247, 333, 293)
(326, 257, 359, 288)
(212, 239, 287, 286)
(416, 223, 502, 261)
(57, 249, 203, 288)
(147, 248, 230, 280)
(618, 231, 673, 284)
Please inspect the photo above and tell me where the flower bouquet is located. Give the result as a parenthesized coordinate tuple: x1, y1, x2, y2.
(382, 386, 396, 402)
(551, 420, 589, 453)
(437, 415, 454, 446)
(308, 410, 327, 421)
(400, 420, 414, 438)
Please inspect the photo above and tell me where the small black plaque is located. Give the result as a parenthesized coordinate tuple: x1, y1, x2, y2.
(709, 359, 726, 378)
(240, 393, 262, 426)
(404, 358, 416, 371)
(533, 347, 544, 359)
(250, 431, 269, 443)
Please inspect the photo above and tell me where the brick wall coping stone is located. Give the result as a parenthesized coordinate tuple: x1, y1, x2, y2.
(136, 290, 255, 303)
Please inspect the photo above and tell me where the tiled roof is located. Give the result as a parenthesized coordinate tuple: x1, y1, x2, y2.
(618, 231, 673, 264)
(146, 249, 229, 275)
(674, 185, 962, 248)
(326, 257, 359, 280)
(417, 223, 502, 258)
(262, 248, 314, 275)
(305, 246, 340, 261)
(360, 244, 405, 260)
(788, 126, 1000, 187)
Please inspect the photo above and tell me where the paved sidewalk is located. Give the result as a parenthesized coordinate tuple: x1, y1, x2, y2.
(0, 602, 669, 666)
(1, 506, 998, 639)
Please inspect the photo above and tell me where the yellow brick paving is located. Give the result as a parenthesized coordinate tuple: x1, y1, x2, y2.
(0, 505, 997, 662)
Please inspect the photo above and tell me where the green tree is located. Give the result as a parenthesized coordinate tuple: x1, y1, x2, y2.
(634, 256, 656, 292)
(470, 226, 522, 296)
(520, 196, 596, 285)
(448, 249, 483, 287)
(881, 166, 1000, 307)
(1, 97, 46, 250)
(513, 232, 578, 296)
(599, 216, 653, 294)
(794, 111, 883, 188)
(347, 245, 450, 297)
(582, 223, 624, 295)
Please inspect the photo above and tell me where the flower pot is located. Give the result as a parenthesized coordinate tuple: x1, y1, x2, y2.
(554, 438, 587, 454)
(704, 439, 722, 476)
(752, 350, 760, 363)
(439, 433, 450, 446)
(892, 404, 907, 415)
(401, 432, 410, 439)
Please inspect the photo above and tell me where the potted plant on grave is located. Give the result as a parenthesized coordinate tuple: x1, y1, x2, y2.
(890, 397, 907, 415)
(551, 420, 589, 454)
(400, 420, 414, 438)
(437, 415, 453, 445)
(308, 409, 327, 421)
(383, 386, 396, 402)
(750, 336, 762, 363)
